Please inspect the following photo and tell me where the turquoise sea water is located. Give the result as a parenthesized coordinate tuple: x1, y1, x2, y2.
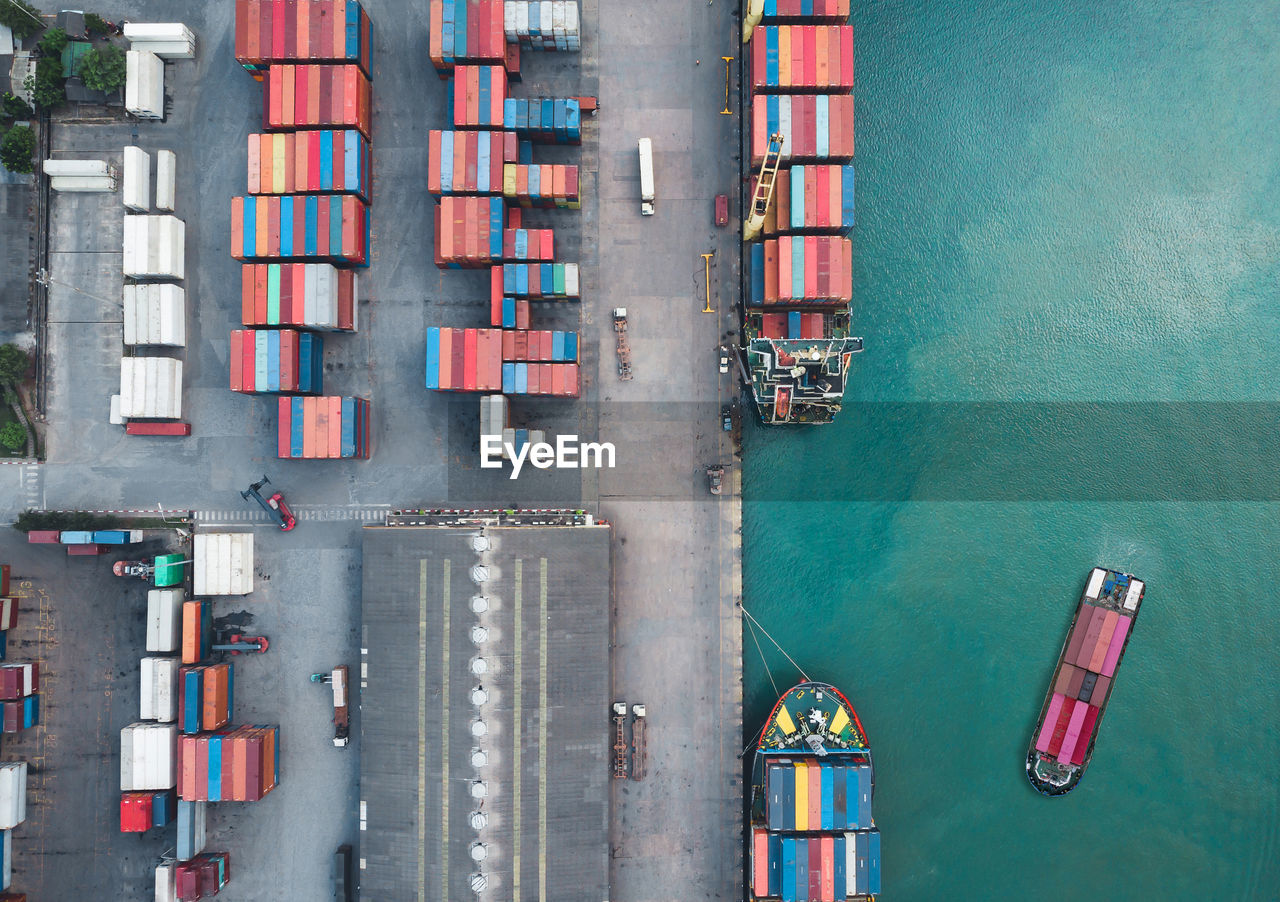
(744, 2, 1280, 898)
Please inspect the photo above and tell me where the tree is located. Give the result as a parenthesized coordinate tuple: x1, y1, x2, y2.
(0, 0, 43, 40)
(2, 92, 34, 120)
(25, 55, 65, 109)
(80, 44, 126, 92)
(0, 126, 35, 174)
(36, 25, 66, 56)
(0, 345, 29, 384)
(84, 12, 110, 35)
(0, 423, 24, 452)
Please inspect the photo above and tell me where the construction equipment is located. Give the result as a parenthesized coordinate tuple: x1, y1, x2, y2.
(744, 132, 786, 241)
(612, 702, 630, 779)
(113, 553, 186, 586)
(210, 633, 270, 654)
(742, 0, 765, 43)
(613, 308, 633, 380)
(630, 704, 647, 781)
(311, 666, 350, 747)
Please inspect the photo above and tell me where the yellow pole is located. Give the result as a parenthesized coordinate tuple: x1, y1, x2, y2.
(721, 57, 734, 115)
(701, 253, 715, 313)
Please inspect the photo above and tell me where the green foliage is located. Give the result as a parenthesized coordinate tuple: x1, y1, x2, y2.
(2, 92, 34, 120)
(36, 25, 66, 56)
(0, 0, 43, 40)
(84, 12, 110, 34)
(0, 422, 24, 451)
(0, 344, 29, 384)
(26, 55, 65, 109)
(79, 44, 126, 92)
(14, 509, 120, 532)
(0, 125, 35, 174)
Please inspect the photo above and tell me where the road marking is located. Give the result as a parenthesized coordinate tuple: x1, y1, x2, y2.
(441, 558, 451, 898)
(513, 558, 523, 899)
(538, 557, 548, 902)
(21, 463, 43, 510)
(193, 506, 389, 524)
(419, 559, 428, 902)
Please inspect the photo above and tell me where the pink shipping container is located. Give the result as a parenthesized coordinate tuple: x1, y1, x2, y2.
(1069, 704, 1101, 766)
(1074, 606, 1108, 669)
(1099, 614, 1132, 677)
(1034, 692, 1066, 753)
(452, 65, 506, 128)
(1056, 699, 1090, 765)
(1086, 610, 1120, 673)
(751, 93, 855, 165)
(1062, 604, 1096, 665)
(750, 26, 854, 93)
(427, 129, 511, 195)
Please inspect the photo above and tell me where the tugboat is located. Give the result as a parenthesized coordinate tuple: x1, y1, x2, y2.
(1026, 568, 1146, 795)
(748, 681, 881, 900)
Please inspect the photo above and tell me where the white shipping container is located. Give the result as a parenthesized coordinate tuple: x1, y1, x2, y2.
(153, 658, 177, 722)
(43, 158, 111, 177)
(123, 284, 186, 347)
(129, 39, 195, 60)
(140, 657, 156, 720)
(126, 50, 165, 119)
(120, 721, 135, 790)
(0, 763, 27, 830)
(155, 861, 177, 902)
(123, 145, 151, 212)
(50, 174, 118, 192)
(20, 664, 32, 696)
(122, 722, 176, 790)
(122, 214, 185, 279)
(1, 828, 9, 890)
(155, 149, 176, 211)
(124, 22, 194, 43)
(565, 262, 580, 296)
(194, 533, 254, 596)
(119, 357, 182, 420)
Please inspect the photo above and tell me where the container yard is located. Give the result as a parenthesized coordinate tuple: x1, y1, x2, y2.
(247, 130, 373, 201)
(230, 194, 370, 264)
(229, 329, 325, 394)
(239, 263, 358, 330)
(275, 396, 372, 459)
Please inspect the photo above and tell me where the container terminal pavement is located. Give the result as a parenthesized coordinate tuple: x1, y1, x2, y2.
(357, 519, 611, 900)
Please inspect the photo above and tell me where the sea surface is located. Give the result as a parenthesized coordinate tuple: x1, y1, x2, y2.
(743, 2, 1280, 898)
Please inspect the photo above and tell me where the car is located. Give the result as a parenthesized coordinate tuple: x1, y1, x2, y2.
(719, 346, 730, 374)
(721, 406, 733, 432)
(242, 475, 297, 531)
(706, 465, 724, 495)
(714, 193, 729, 227)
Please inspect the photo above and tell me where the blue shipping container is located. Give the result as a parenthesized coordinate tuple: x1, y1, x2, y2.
(868, 829, 882, 894)
(833, 834, 847, 898)
(820, 764, 834, 830)
(341, 397, 357, 458)
(795, 837, 809, 902)
(60, 530, 93, 544)
(425, 327, 441, 389)
(290, 397, 306, 458)
(781, 836, 797, 902)
(208, 735, 222, 802)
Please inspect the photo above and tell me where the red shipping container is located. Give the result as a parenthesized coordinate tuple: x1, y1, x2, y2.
(27, 530, 60, 543)
(121, 793, 153, 832)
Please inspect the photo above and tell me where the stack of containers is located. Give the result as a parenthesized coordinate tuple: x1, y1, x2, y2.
(0, 763, 26, 830)
(427, 129, 509, 194)
(193, 534, 254, 597)
(176, 799, 206, 860)
(240, 263, 358, 331)
(502, 162, 579, 208)
(42, 158, 117, 192)
(230, 194, 369, 264)
(757, 310, 828, 340)
(122, 22, 196, 59)
(123, 284, 186, 347)
(748, 237, 853, 305)
(119, 790, 175, 832)
(177, 725, 280, 802)
(499, 361, 579, 397)
(500, 329, 578, 362)
(172, 852, 231, 900)
(762, 164, 855, 235)
(750, 93, 856, 165)
(501, 97, 581, 143)
(504, 1, 582, 51)
(434, 196, 506, 267)
(452, 65, 507, 128)
(275, 397, 371, 459)
(0, 665, 39, 734)
(180, 601, 212, 665)
(0, 576, 15, 652)
(490, 295, 533, 330)
(424, 327, 504, 392)
(749, 25, 854, 93)
(122, 146, 151, 212)
(147, 588, 185, 654)
(501, 227, 554, 261)
(125, 49, 164, 119)
(140, 657, 179, 722)
(177, 664, 234, 734)
(120, 722, 178, 791)
(118, 357, 183, 421)
(123, 215, 185, 279)
(229, 329, 324, 394)
(247, 130, 372, 202)
(498, 262, 580, 299)
(428, 0, 506, 73)
(233, 0, 372, 77)
(234, 0, 374, 462)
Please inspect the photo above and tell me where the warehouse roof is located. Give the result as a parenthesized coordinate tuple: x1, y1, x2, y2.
(359, 521, 611, 902)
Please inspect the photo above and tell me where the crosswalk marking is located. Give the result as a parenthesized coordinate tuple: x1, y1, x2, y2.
(193, 506, 390, 524)
(20, 464, 43, 511)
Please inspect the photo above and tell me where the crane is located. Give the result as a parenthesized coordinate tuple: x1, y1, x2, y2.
(743, 133, 786, 242)
(742, 0, 765, 43)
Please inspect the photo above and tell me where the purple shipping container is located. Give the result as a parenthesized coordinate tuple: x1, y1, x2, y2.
(1073, 606, 1108, 668)
(1086, 610, 1120, 671)
(1056, 700, 1090, 765)
(1092, 672, 1113, 702)
(1054, 662, 1080, 696)
(1062, 604, 1096, 666)
(1065, 666, 1085, 699)
(1035, 692, 1066, 753)
(1099, 614, 1132, 677)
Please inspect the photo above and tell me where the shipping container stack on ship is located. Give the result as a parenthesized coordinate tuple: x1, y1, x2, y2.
(741, 4, 863, 425)
(1027, 568, 1146, 796)
(233, 0, 375, 461)
(425, 0, 585, 455)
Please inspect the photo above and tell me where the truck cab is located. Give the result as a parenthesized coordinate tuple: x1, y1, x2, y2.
(638, 138, 655, 216)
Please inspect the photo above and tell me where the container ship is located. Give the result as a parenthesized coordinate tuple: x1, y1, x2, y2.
(1027, 567, 1145, 795)
(740, 2, 863, 425)
(749, 681, 881, 901)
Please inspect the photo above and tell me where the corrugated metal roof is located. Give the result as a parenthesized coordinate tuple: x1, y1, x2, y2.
(359, 524, 611, 902)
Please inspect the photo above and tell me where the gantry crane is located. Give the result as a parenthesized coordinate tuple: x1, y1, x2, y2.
(742, 0, 765, 43)
(743, 133, 786, 242)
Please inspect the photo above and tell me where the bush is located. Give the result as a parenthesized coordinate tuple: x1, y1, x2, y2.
(0, 0, 43, 40)
(14, 509, 120, 533)
(25, 55, 64, 109)
(84, 12, 110, 34)
(0, 126, 35, 174)
(36, 25, 66, 56)
(0, 422, 24, 451)
(0, 344, 29, 384)
(2, 92, 34, 120)
(80, 44, 126, 92)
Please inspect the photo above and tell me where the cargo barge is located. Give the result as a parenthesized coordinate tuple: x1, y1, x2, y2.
(1026, 567, 1145, 796)
(741, 3, 863, 425)
(749, 681, 880, 901)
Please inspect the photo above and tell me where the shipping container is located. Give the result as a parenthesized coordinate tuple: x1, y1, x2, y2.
(781, 836, 797, 902)
(503, 1, 582, 51)
(794, 760, 808, 831)
(125, 49, 164, 119)
(123, 146, 152, 212)
(0, 763, 25, 830)
(123, 214, 185, 280)
(752, 827, 769, 896)
(261, 64, 373, 139)
(180, 600, 212, 664)
(231, 194, 369, 265)
(240, 262, 358, 331)
(235, 0, 373, 76)
(126, 421, 192, 436)
(451, 65, 507, 128)
(751, 93, 855, 164)
(140, 657, 178, 723)
(119, 357, 183, 420)
(146, 588, 185, 653)
(1100, 614, 1132, 677)
(502, 97, 581, 143)
(276, 396, 371, 459)
(230, 329, 324, 394)
(247, 130, 372, 202)
(748, 236, 852, 306)
(193, 534, 254, 596)
(123, 283, 186, 347)
(757, 0, 850, 20)
(427, 129, 512, 194)
(429, 0, 506, 72)
(763, 164, 855, 235)
(434, 195, 505, 267)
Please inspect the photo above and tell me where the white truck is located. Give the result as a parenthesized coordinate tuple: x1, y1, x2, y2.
(637, 138, 655, 216)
